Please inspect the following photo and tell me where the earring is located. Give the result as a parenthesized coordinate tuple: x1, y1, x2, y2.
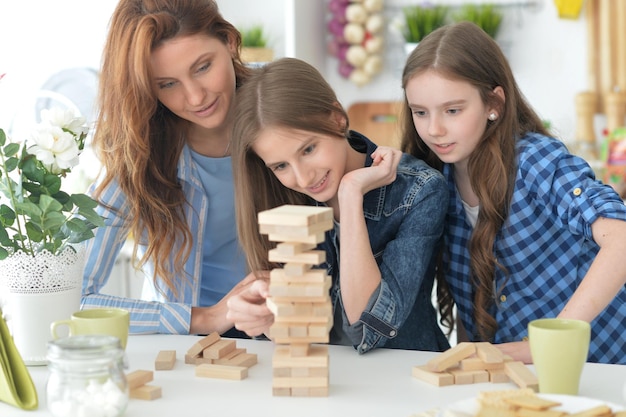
(488, 113, 497, 121)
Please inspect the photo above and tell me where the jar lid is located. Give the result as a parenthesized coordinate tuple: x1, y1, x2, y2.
(47, 334, 123, 361)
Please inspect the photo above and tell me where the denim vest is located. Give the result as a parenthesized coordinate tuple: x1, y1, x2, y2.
(320, 131, 450, 354)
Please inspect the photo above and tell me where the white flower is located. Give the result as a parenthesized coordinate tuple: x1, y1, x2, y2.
(40, 107, 88, 137)
(28, 124, 80, 174)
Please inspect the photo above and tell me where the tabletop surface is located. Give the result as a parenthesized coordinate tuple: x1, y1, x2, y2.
(3, 334, 625, 417)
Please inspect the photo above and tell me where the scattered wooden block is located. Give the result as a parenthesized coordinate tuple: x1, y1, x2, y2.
(195, 363, 248, 380)
(155, 350, 176, 370)
(130, 384, 162, 401)
(202, 339, 236, 359)
(475, 342, 504, 364)
(504, 361, 539, 391)
(126, 369, 154, 390)
(412, 365, 454, 387)
(186, 332, 220, 358)
(425, 342, 476, 372)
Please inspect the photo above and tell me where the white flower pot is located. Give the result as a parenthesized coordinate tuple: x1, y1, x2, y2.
(0, 245, 85, 365)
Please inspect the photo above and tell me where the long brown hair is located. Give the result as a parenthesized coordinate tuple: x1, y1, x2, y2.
(231, 58, 349, 274)
(93, 0, 251, 294)
(400, 22, 550, 341)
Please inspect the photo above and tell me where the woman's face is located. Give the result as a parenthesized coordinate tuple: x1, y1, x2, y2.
(252, 126, 349, 204)
(405, 70, 494, 171)
(150, 33, 236, 132)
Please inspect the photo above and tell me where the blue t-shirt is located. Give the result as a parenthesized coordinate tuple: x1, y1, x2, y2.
(190, 150, 247, 306)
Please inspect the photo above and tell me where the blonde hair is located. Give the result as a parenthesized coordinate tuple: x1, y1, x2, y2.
(93, 0, 251, 294)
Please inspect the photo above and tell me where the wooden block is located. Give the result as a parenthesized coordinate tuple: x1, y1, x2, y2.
(289, 343, 310, 357)
(275, 241, 316, 256)
(273, 345, 329, 368)
(195, 363, 248, 380)
(272, 387, 292, 396)
(186, 332, 220, 357)
(202, 339, 236, 359)
(274, 366, 329, 378)
(260, 220, 333, 238)
(308, 322, 332, 338)
(266, 298, 332, 322)
(185, 354, 198, 364)
(194, 357, 213, 365)
(411, 365, 454, 387)
(284, 263, 313, 277)
(488, 368, 510, 383)
(155, 350, 176, 370)
(221, 352, 258, 368)
(273, 376, 328, 388)
(504, 361, 539, 391)
(258, 205, 333, 226)
(268, 232, 326, 244)
(268, 278, 331, 299)
(461, 357, 504, 371)
(269, 323, 330, 343)
(213, 347, 245, 362)
(268, 248, 326, 265)
(270, 333, 329, 345)
(129, 384, 162, 401)
(126, 369, 154, 390)
(270, 268, 327, 283)
(290, 386, 329, 397)
(472, 369, 490, 384)
(475, 342, 504, 364)
(425, 342, 476, 372)
(449, 367, 475, 385)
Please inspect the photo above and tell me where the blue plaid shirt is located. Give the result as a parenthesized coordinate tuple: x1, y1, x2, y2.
(444, 133, 626, 364)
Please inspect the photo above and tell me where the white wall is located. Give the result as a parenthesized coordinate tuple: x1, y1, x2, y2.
(0, 0, 594, 150)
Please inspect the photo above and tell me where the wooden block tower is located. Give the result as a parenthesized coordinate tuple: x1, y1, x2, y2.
(257, 205, 334, 397)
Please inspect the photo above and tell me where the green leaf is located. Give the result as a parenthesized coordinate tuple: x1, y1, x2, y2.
(43, 174, 62, 194)
(25, 221, 44, 242)
(0, 225, 10, 244)
(0, 128, 6, 146)
(39, 194, 64, 214)
(4, 156, 19, 172)
(20, 156, 44, 183)
(0, 204, 16, 226)
(71, 193, 98, 210)
(65, 218, 88, 233)
(68, 229, 95, 244)
(3, 143, 19, 157)
(77, 207, 105, 227)
(0, 247, 8, 260)
(16, 201, 42, 218)
(42, 211, 66, 232)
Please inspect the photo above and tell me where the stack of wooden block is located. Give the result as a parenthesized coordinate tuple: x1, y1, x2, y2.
(185, 332, 258, 380)
(258, 205, 334, 397)
(412, 342, 538, 391)
(126, 370, 161, 400)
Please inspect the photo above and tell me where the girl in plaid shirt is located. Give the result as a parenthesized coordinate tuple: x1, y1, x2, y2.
(400, 21, 626, 364)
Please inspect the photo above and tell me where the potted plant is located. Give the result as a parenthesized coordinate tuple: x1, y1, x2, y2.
(401, 3, 449, 54)
(240, 25, 274, 64)
(452, 3, 504, 39)
(0, 106, 104, 364)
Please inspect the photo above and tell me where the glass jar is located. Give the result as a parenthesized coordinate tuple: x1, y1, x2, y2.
(46, 335, 128, 417)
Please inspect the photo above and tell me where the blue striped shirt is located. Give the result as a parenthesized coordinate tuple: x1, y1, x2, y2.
(81, 145, 245, 334)
(444, 133, 626, 364)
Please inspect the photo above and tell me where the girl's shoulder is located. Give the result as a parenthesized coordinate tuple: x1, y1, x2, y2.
(397, 152, 444, 180)
(516, 132, 570, 169)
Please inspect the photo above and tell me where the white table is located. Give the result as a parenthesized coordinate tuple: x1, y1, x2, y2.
(3, 335, 625, 417)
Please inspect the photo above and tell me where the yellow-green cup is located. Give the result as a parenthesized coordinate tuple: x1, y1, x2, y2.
(528, 318, 590, 395)
(50, 308, 130, 349)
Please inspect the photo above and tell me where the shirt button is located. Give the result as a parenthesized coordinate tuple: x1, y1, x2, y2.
(573, 187, 582, 196)
(389, 330, 397, 337)
(361, 343, 368, 351)
(500, 294, 507, 303)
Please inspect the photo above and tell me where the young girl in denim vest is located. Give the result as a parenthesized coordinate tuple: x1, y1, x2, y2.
(401, 21, 626, 364)
(226, 58, 451, 353)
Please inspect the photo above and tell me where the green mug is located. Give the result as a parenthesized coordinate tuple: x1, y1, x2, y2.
(50, 308, 130, 349)
(528, 318, 590, 395)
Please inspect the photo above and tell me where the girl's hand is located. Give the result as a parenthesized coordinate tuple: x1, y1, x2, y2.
(340, 146, 402, 197)
(226, 278, 274, 337)
(495, 340, 533, 364)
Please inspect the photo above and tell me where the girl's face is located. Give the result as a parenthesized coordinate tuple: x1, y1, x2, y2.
(405, 70, 494, 171)
(252, 126, 349, 205)
(150, 33, 236, 133)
